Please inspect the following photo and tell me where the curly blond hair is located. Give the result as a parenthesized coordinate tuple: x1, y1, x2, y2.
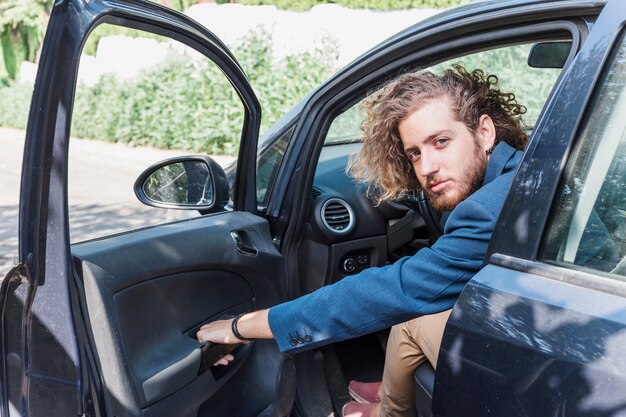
(348, 64, 527, 205)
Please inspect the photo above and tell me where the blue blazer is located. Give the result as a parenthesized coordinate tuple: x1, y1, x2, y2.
(269, 142, 522, 353)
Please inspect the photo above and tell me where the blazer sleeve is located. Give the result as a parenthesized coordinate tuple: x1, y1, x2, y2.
(268, 193, 503, 353)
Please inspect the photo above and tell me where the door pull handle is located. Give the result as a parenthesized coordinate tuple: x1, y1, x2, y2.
(230, 231, 258, 256)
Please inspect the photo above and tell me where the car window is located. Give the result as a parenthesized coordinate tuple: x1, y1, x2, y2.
(68, 23, 241, 243)
(325, 41, 566, 145)
(541, 33, 626, 280)
(256, 125, 294, 208)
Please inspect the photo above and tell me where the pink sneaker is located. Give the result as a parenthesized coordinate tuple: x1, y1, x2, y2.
(348, 380, 382, 404)
(342, 401, 379, 417)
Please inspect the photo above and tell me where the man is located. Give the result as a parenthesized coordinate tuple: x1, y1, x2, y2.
(197, 64, 527, 417)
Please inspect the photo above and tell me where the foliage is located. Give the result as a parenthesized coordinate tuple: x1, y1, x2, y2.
(147, 0, 468, 10)
(70, 61, 241, 155)
(66, 29, 337, 155)
(235, 0, 467, 10)
(325, 44, 563, 143)
(429, 44, 562, 125)
(0, 0, 465, 81)
(0, 35, 563, 157)
(0, 0, 464, 82)
(2, 4, 555, 158)
(0, 0, 51, 82)
(238, 29, 339, 133)
(0, 82, 33, 128)
(162, 0, 206, 11)
(144, 162, 189, 203)
(83, 25, 166, 57)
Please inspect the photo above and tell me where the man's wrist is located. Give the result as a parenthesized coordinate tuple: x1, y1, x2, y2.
(229, 309, 274, 341)
(231, 313, 254, 342)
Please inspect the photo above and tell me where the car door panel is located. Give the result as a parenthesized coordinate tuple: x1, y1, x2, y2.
(0, 0, 288, 415)
(437, 264, 626, 417)
(70, 212, 292, 416)
(435, 1, 626, 416)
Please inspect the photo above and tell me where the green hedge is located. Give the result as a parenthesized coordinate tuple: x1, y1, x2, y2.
(0, 0, 463, 81)
(0, 81, 32, 128)
(227, 0, 466, 10)
(153, 0, 467, 10)
(0, 39, 561, 156)
(0, 0, 50, 82)
(0, 30, 336, 155)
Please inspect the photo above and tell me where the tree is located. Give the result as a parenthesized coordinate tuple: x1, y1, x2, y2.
(0, 0, 51, 83)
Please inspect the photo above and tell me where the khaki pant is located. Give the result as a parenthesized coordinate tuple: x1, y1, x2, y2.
(379, 309, 452, 417)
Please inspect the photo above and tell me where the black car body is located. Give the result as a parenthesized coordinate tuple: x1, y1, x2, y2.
(2, 0, 626, 416)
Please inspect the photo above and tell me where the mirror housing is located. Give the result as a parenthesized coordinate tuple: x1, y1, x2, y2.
(134, 155, 229, 213)
(527, 41, 572, 69)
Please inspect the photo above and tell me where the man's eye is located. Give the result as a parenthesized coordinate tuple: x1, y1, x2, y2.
(435, 138, 449, 146)
(407, 151, 420, 162)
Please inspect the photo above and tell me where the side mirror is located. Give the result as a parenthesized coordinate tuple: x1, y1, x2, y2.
(134, 155, 229, 213)
(527, 41, 572, 69)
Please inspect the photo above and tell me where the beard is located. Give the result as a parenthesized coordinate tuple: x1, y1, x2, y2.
(425, 144, 488, 212)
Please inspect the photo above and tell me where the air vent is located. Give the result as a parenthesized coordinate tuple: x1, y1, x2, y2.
(311, 187, 323, 200)
(321, 198, 355, 234)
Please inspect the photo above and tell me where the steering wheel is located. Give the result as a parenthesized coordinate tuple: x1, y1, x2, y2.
(400, 190, 444, 244)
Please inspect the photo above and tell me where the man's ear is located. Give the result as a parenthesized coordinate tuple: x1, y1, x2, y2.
(477, 114, 496, 152)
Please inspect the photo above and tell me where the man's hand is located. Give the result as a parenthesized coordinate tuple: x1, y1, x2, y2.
(195, 309, 274, 367)
(196, 318, 246, 367)
(197, 318, 248, 345)
(213, 353, 235, 366)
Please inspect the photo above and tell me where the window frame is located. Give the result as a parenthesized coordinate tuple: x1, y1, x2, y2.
(67, 20, 248, 243)
(266, 19, 587, 250)
(322, 40, 571, 148)
(538, 29, 626, 279)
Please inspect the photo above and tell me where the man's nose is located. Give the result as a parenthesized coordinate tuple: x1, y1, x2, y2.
(419, 151, 439, 177)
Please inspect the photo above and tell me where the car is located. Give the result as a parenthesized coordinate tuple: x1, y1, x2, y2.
(2, 0, 626, 416)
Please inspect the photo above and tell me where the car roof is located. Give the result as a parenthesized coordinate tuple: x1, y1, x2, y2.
(365, 0, 606, 64)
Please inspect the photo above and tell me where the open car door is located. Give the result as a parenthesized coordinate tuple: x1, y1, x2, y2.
(435, 0, 626, 415)
(0, 1, 295, 416)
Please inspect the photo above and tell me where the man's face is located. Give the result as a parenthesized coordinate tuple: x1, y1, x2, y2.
(398, 96, 494, 211)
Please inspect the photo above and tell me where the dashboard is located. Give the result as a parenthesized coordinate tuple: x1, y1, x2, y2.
(298, 142, 429, 293)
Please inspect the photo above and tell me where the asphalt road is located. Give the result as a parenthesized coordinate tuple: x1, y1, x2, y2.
(0, 129, 23, 276)
(0, 127, 234, 277)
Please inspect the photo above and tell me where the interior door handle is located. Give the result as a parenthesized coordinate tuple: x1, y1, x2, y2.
(230, 231, 258, 255)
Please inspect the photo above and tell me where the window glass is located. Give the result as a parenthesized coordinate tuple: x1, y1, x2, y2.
(325, 41, 566, 145)
(256, 125, 294, 208)
(68, 23, 242, 243)
(0, 77, 34, 274)
(541, 34, 626, 280)
(431, 43, 562, 126)
(0, 128, 26, 275)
